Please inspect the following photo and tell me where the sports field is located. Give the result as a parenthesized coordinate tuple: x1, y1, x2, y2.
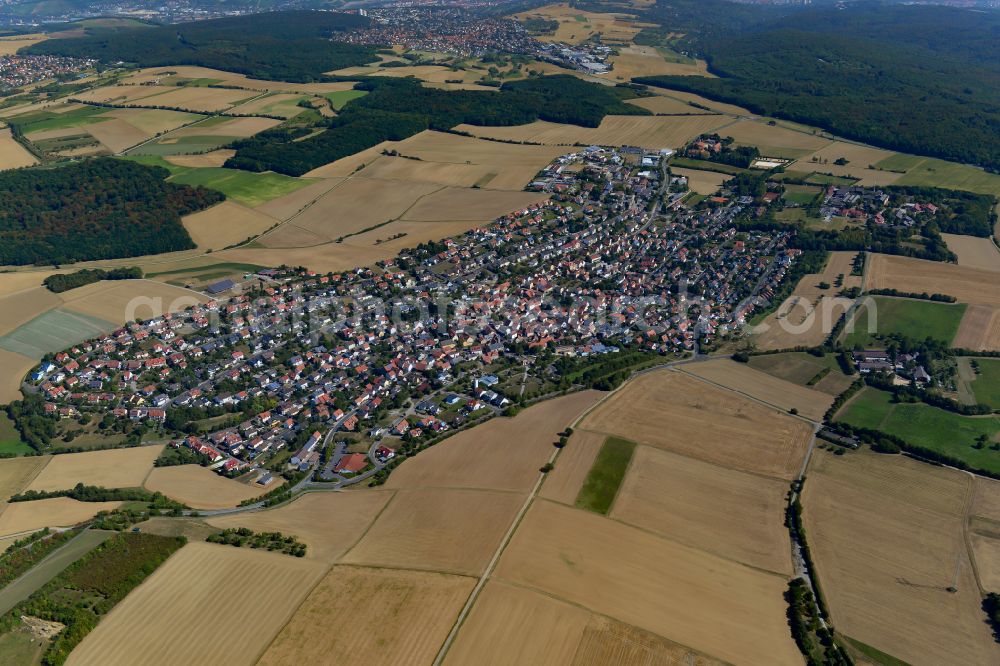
(580, 370, 812, 480)
(258, 566, 473, 666)
(803, 448, 998, 665)
(836, 387, 1000, 474)
(841, 296, 967, 347)
(66, 542, 327, 666)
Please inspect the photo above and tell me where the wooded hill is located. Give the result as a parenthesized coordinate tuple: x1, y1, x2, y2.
(24, 11, 378, 82)
(632, 2, 1000, 172)
(226, 75, 648, 175)
(0, 159, 223, 265)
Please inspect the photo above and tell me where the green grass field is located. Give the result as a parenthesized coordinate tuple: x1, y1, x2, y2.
(324, 90, 368, 110)
(836, 387, 1000, 473)
(0, 414, 32, 456)
(165, 167, 314, 207)
(874, 153, 925, 173)
(0, 631, 43, 665)
(669, 156, 746, 175)
(145, 261, 265, 279)
(575, 436, 636, 515)
(804, 173, 858, 186)
(0, 308, 115, 360)
(890, 156, 1000, 197)
(782, 184, 822, 205)
(841, 297, 967, 348)
(14, 105, 109, 134)
(969, 358, 1000, 409)
(129, 134, 239, 157)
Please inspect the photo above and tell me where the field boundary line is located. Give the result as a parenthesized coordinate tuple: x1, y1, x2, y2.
(431, 439, 563, 665)
(674, 366, 820, 427)
(335, 488, 398, 561)
(959, 471, 985, 596)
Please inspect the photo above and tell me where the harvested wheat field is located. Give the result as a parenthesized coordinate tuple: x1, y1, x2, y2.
(79, 118, 147, 153)
(388, 391, 600, 492)
(0, 286, 63, 336)
(682, 359, 833, 421)
(253, 177, 343, 221)
(539, 429, 606, 505)
(66, 542, 326, 666)
(143, 464, 276, 509)
(971, 534, 1000, 591)
(165, 149, 234, 168)
(611, 445, 793, 574)
(445, 580, 591, 666)
(455, 114, 727, 150)
(581, 370, 812, 480)
(342, 487, 523, 576)
(0, 349, 36, 403)
(754, 294, 855, 350)
(599, 45, 710, 80)
(671, 167, 727, 195)
(128, 86, 254, 112)
(302, 140, 399, 178)
(0, 498, 120, 538)
(182, 201, 277, 250)
(802, 141, 897, 169)
(259, 565, 473, 666)
(26, 445, 163, 493)
(0, 33, 47, 56)
(724, 119, 831, 157)
(954, 305, 1000, 351)
(169, 115, 279, 139)
(59, 280, 207, 324)
(0, 127, 37, 169)
(399, 187, 549, 222)
(972, 475, 1000, 519)
(276, 178, 441, 242)
(0, 457, 49, 506)
(942, 233, 1000, 273)
(627, 94, 717, 115)
(124, 65, 362, 94)
(513, 4, 652, 45)
(970, 475, 1000, 590)
(227, 93, 306, 118)
(104, 108, 201, 135)
(803, 448, 998, 665)
(72, 84, 174, 105)
(206, 489, 393, 562)
(357, 131, 565, 190)
(867, 253, 1000, 307)
(495, 500, 801, 666)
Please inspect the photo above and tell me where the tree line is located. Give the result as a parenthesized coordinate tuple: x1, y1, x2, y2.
(43, 267, 142, 293)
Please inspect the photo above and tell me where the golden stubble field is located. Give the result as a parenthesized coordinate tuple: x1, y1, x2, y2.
(206, 489, 393, 562)
(493, 500, 802, 666)
(954, 305, 1000, 351)
(257, 565, 474, 666)
(124, 66, 361, 94)
(580, 370, 812, 480)
(682, 359, 833, 421)
(598, 45, 711, 80)
(610, 444, 793, 574)
(803, 448, 998, 665)
(0, 127, 38, 169)
(143, 464, 277, 510)
(671, 167, 727, 195)
(538, 429, 606, 505)
(867, 253, 1000, 307)
(455, 114, 727, 150)
(970, 476, 1000, 591)
(65, 542, 327, 666)
(941, 233, 1000, 273)
(445, 580, 724, 666)
(513, 4, 654, 45)
(341, 487, 524, 576)
(25, 445, 163, 493)
(388, 391, 600, 492)
(182, 201, 278, 250)
(0, 498, 121, 538)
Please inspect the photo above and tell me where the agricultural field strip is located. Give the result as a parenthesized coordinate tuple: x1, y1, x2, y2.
(676, 364, 822, 425)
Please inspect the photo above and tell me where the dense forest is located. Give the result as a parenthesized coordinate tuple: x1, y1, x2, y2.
(24, 11, 378, 82)
(634, 3, 1000, 171)
(43, 267, 143, 293)
(227, 75, 647, 175)
(0, 159, 222, 265)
